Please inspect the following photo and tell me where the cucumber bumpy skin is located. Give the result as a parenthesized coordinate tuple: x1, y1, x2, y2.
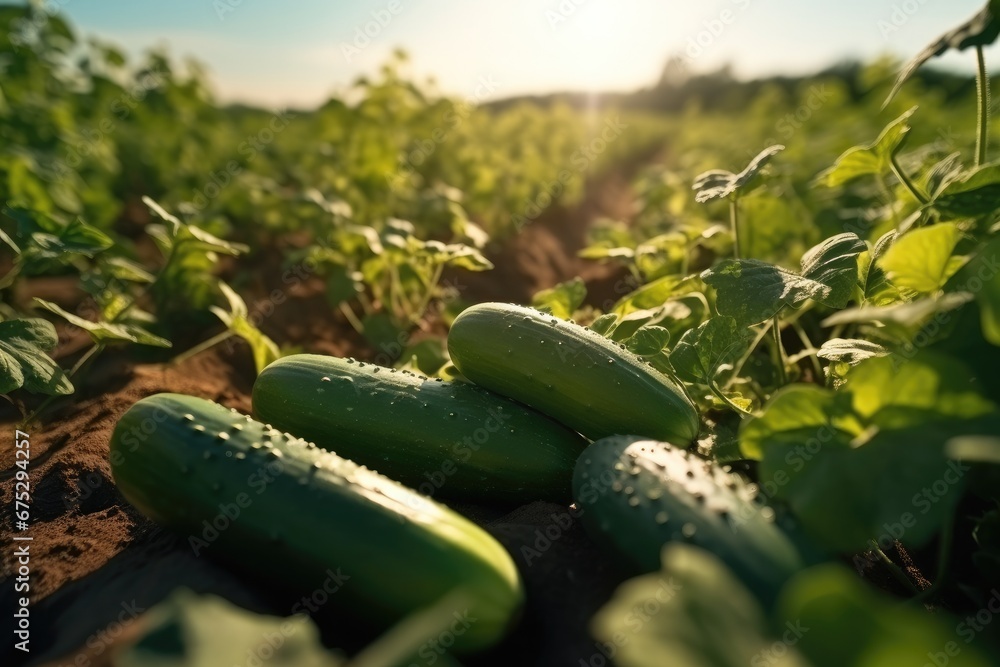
(109, 393, 524, 653)
(446, 303, 699, 444)
(573, 435, 803, 607)
(252, 354, 588, 503)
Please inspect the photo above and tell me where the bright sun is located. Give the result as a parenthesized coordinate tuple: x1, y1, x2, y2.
(546, 1, 637, 87)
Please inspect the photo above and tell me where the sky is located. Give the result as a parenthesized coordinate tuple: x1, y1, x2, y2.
(56, 0, 997, 108)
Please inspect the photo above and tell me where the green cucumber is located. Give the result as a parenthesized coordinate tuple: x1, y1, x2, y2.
(573, 435, 803, 606)
(252, 354, 587, 503)
(447, 303, 699, 443)
(109, 393, 523, 652)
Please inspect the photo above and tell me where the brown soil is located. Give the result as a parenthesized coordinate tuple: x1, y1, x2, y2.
(0, 161, 650, 667)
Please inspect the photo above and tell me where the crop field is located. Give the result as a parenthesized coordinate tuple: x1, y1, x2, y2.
(3, 1, 1000, 666)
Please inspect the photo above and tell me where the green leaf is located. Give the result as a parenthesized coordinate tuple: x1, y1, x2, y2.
(116, 590, 339, 667)
(423, 241, 493, 272)
(531, 277, 587, 320)
(821, 292, 974, 330)
(933, 162, 1000, 217)
(142, 195, 182, 227)
(613, 275, 690, 316)
(964, 235, 1000, 345)
(350, 589, 472, 667)
(692, 145, 785, 203)
(0, 318, 73, 395)
(762, 420, 971, 551)
(857, 231, 898, 305)
(4, 207, 112, 264)
(742, 353, 996, 551)
(209, 283, 280, 375)
(816, 338, 890, 365)
(626, 324, 671, 357)
(28, 217, 113, 260)
(701, 260, 831, 326)
(589, 313, 619, 337)
(878, 223, 965, 295)
(799, 232, 867, 308)
(326, 266, 364, 304)
(0, 225, 20, 253)
(35, 299, 171, 348)
(741, 385, 858, 460)
(847, 352, 996, 429)
(886, 1, 1000, 105)
(739, 194, 817, 263)
(592, 544, 809, 667)
(782, 565, 995, 667)
(670, 316, 753, 384)
(815, 107, 916, 186)
(100, 256, 156, 284)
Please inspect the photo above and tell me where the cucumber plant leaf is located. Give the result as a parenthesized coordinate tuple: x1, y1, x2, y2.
(532, 277, 587, 320)
(692, 144, 785, 203)
(34, 298, 171, 348)
(589, 312, 619, 337)
(815, 107, 917, 186)
(701, 261, 830, 327)
(799, 232, 867, 308)
(1, 207, 113, 276)
(857, 231, 898, 305)
(781, 565, 996, 667)
(703, 234, 864, 326)
(816, 338, 890, 366)
(613, 275, 691, 316)
(885, 0, 1000, 105)
(209, 282, 281, 375)
(932, 162, 1000, 216)
(626, 324, 672, 357)
(877, 223, 966, 295)
(821, 292, 974, 331)
(742, 353, 997, 551)
(115, 589, 338, 667)
(965, 236, 1000, 345)
(0, 317, 73, 395)
(591, 544, 807, 667)
(670, 316, 752, 384)
(420, 240, 493, 272)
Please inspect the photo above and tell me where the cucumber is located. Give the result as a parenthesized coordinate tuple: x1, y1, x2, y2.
(252, 354, 587, 503)
(573, 435, 803, 606)
(109, 393, 523, 652)
(447, 303, 699, 443)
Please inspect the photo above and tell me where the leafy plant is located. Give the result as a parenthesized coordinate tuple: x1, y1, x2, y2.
(692, 144, 785, 259)
(0, 316, 73, 397)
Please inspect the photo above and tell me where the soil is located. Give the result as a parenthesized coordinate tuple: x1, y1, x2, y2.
(0, 163, 646, 667)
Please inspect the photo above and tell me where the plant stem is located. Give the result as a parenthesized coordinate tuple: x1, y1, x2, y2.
(889, 154, 928, 205)
(411, 263, 444, 326)
(170, 330, 234, 366)
(976, 45, 990, 167)
(387, 263, 410, 323)
(909, 513, 955, 604)
(869, 541, 921, 596)
(771, 315, 787, 386)
(725, 324, 771, 390)
(710, 381, 754, 417)
(790, 319, 824, 383)
(339, 301, 365, 334)
(729, 198, 741, 259)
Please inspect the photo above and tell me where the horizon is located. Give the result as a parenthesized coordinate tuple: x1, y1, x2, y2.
(55, 0, 998, 109)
